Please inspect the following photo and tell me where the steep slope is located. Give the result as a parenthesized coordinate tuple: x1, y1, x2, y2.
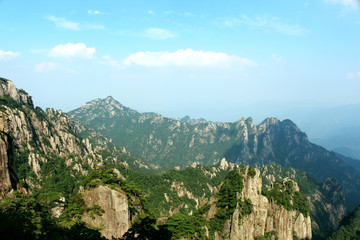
(0, 78, 161, 238)
(0, 78, 154, 197)
(116, 158, 343, 239)
(151, 166, 312, 240)
(327, 204, 360, 240)
(0, 111, 17, 200)
(261, 164, 345, 239)
(0, 166, 146, 240)
(70, 96, 360, 211)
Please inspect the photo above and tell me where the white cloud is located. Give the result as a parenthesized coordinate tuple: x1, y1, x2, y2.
(49, 43, 96, 59)
(88, 10, 102, 15)
(324, 0, 360, 9)
(35, 62, 58, 72)
(148, 10, 155, 15)
(220, 15, 308, 36)
(46, 16, 80, 30)
(46, 15, 104, 30)
(0, 49, 20, 60)
(122, 49, 257, 68)
(144, 28, 176, 40)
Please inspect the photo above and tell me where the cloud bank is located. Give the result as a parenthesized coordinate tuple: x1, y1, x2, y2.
(49, 43, 96, 59)
(0, 49, 20, 60)
(46, 16, 80, 30)
(104, 49, 257, 68)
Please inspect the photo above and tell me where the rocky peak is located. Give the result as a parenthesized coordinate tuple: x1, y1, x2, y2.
(257, 117, 280, 134)
(219, 158, 229, 170)
(0, 78, 33, 107)
(70, 96, 141, 123)
(180, 115, 207, 125)
(231, 166, 312, 240)
(104, 96, 122, 108)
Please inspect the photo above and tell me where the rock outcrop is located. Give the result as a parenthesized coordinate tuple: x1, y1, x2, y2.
(0, 111, 17, 200)
(82, 185, 130, 239)
(226, 168, 312, 240)
(261, 163, 346, 238)
(0, 78, 33, 106)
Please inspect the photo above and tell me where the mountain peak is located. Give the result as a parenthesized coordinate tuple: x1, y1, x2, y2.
(104, 95, 122, 107)
(69, 96, 141, 123)
(0, 77, 34, 107)
(180, 115, 207, 125)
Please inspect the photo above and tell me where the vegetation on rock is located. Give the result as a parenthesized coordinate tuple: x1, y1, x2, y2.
(327, 205, 360, 240)
(262, 179, 310, 217)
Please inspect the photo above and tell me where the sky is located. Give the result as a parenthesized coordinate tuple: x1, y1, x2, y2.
(0, 0, 360, 123)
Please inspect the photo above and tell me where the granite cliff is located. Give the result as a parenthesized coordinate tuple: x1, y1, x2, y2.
(82, 185, 130, 239)
(224, 167, 312, 240)
(155, 166, 312, 240)
(0, 111, 17, 200)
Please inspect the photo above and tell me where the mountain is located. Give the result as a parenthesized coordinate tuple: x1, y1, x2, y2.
(0, 79, 154, 197)
(69, 96, 360, 211)
(0, 78, 156, 238)
(231, 101, 360, 160)
(0, 78, 354, 239)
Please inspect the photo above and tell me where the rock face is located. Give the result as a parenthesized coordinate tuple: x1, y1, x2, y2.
(0, 78, 33, 106)
(82, 185, 130, 239)
(227, 168, 312, 240)
(0, 111, 16, 200)
(0, 78, 151, 194)
(1, 78, 96, 178)
(261, 163, 346, 238)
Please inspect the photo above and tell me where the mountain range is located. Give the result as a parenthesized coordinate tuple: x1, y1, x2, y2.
(69, 96, 360, 211)
(0, 77, 359, 239)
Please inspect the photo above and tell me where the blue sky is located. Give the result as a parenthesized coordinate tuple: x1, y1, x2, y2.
(0, 0, 359, 122)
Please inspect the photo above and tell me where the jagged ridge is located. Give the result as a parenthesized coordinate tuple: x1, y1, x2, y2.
(70, 96, 360, 212)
